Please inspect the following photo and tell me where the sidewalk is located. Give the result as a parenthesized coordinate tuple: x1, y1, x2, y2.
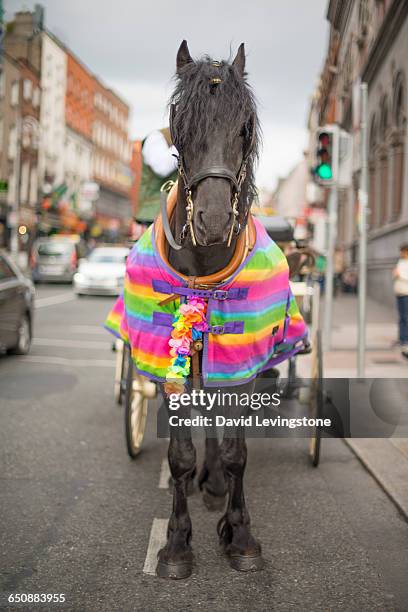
(326, 293, 407, 378)
(300, 293, 408, 520)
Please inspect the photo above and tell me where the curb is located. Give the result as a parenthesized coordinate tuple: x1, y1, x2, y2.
(344, 438, 408, 521)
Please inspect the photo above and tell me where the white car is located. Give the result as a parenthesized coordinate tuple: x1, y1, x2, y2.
(73, 246, 129, 296)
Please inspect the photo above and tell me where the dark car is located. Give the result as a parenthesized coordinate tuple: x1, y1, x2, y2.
(31, 236, 86, 283)
(0, 250, 35, 355)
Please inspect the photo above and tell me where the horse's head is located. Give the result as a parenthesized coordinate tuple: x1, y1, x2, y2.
(170, 41, 259, 247)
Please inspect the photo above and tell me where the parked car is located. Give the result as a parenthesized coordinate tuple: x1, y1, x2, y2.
(73, 246, 129, 296)
(0, 250, 35, 355)
(31, 235, 86, 283)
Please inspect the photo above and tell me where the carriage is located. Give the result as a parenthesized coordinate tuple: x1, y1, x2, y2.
(113, 214, 324, 466)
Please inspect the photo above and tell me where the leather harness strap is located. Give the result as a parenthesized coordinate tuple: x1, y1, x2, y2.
(155, 183, 256, 287)
(155, 184, 257, 388)
(187, 276, 201, 388)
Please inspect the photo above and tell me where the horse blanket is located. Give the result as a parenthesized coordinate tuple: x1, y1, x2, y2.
(105, 218, 308, 387)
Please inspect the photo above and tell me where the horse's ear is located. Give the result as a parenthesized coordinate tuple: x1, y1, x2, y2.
(176, 40, 193, 73)
(232, 43, 246, 76)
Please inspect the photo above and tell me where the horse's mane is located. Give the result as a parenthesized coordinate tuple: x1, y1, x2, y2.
(169, 55, 261, 209)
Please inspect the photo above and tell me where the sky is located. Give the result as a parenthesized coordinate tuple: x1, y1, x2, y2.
(5, 0, 329, 190)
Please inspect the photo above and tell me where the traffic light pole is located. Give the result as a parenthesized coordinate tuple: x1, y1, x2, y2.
(323, 182, 338, 351)
(357, 82, 369, 378)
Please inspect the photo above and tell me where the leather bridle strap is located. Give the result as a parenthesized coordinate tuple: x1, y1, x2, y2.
(160, 184, 183, 250)
(185, 166, 240, 191)
(178, 157, 247, 247)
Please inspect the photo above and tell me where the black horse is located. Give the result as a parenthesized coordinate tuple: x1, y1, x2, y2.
(156, 41, 264, 579)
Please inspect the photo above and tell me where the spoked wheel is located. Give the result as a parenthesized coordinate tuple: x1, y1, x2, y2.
(124, 351, 148, 459)
(309, 329, 323, 467)
(114, 340, 130, 406)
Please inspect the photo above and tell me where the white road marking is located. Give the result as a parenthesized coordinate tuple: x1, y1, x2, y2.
(35, 293, 76, 308)
(158, 458, 171, 489)
(69, 325, 106, 335)
(33, 337, 109, 349)
(19, 355, 114, 368)
(143, 518, 168, 575)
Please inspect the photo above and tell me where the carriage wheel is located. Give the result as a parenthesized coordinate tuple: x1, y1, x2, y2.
(124, 352, 148, 459)
(309, 329, 323, 467)
(114, 340, 127, 405)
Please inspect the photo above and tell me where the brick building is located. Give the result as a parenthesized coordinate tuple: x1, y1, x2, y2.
(64, 51, 94, 221)
(3, 6, 132, 241)
(92, 80, 132, 235)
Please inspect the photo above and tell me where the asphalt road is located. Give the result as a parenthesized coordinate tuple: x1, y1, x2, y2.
(1, 285, 408, 612)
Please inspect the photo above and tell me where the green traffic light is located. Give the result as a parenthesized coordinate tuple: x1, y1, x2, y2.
(317, 163, 333, 180)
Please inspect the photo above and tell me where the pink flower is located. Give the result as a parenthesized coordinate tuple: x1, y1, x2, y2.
(169, 336, 191, 355)
(195, 320, 209, 332)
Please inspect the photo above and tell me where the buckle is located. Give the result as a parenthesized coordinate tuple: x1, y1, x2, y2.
(212, 325, 224, 334)
(213, 290, 228, 300)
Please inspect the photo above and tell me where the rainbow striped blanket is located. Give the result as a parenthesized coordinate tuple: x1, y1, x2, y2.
(105, 218, 307, 387)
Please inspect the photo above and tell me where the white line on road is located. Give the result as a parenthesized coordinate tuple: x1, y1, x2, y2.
(69, 325, 106, 335)
(35, 293, 76, 308)
(33, 337, 109, 349)
(142, 518, 168, 575)
(158, 458, 170, 489)
(19, 355, 115, 368)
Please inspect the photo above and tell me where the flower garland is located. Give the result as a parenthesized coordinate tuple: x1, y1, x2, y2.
(164, 296, 208, 396)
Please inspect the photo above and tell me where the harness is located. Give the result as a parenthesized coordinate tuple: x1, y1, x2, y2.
(104, 215, 308, 388)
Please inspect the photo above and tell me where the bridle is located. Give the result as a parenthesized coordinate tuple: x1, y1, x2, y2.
(160, 97, 256, 251)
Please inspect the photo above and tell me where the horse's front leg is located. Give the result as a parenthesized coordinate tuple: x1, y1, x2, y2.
(156, 400, 196, 580)
(198, 423, 227, 511)
(218, 427, 264, 572)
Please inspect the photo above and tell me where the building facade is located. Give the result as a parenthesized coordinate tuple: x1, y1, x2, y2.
(0, 50, 41, 251)
(309, 0, 408, 306)
(64, 51, 93, 217)
(0, 55, 20, 247)
(3, 7, 132, 243)
(92, 79, 132, 236)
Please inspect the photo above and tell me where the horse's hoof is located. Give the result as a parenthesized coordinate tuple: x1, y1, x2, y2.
(202, 488, 226, 512)
(228, 554, 264, 572)
(156, 559, 193, 580)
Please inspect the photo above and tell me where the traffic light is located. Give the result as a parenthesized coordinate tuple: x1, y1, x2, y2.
(313, 126, 339, 186)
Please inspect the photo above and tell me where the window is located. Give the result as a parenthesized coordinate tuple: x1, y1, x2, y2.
(20, 161, 30, 204)
(391, 72, 406, 221)
(378, 97, 389, 225)
(33, 87, 41, 107)
(358, 0, 369, 36)
(8, 125, 17, 159)
(368, 116, 377, 229)
(23, 79, 32, 100)
(10, 81, 19, 106)
(29, 167, 38, 205)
